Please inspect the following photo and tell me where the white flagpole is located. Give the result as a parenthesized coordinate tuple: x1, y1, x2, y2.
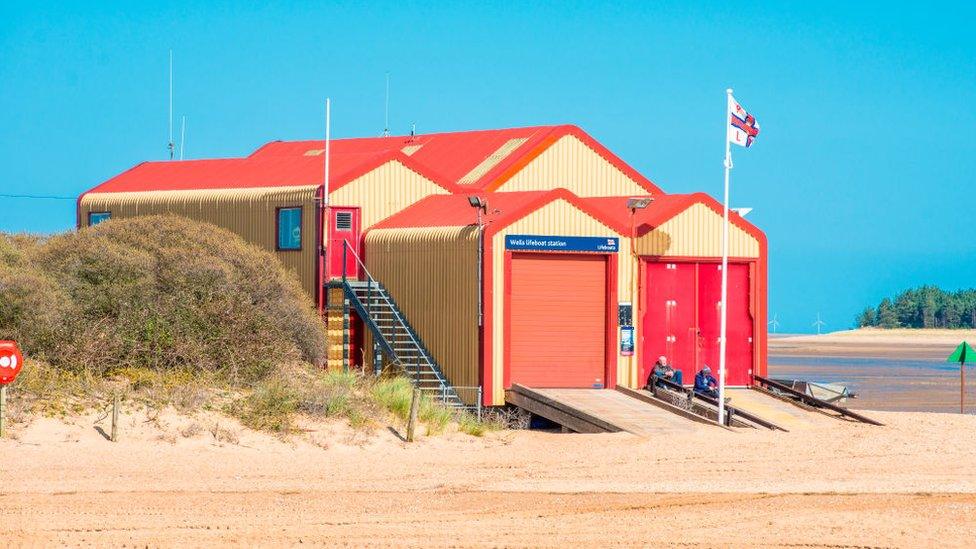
(718, 88, 733, 425)
(324, 98, 331, 205)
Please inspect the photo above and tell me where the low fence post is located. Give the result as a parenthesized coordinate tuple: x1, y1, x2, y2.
(373, 342, 382, 376)
(111, 393, 120, 442)
(0, 386, 6, 438)
(406, 388, 421, 442)
(477, 386, 483, 422)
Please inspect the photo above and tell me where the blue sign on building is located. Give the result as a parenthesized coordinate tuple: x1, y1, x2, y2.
(505, 234, 619, 253)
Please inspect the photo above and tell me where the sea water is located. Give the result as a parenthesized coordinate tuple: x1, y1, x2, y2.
(769, 356, 974, 413)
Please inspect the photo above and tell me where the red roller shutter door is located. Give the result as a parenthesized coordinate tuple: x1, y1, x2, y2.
(509, 253, 608, 388)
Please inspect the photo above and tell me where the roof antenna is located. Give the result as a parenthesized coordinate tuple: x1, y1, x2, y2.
(179, 115, 186, 161)
(167, 49, 175, 160)
(383, 72, 390, 137)
(409, 122, 416, 140)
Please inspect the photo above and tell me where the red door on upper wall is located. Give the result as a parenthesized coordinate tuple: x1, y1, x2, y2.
(642, 261, 754, 387)
(326, 206, 361, 280)
(641, 262, 697, 386)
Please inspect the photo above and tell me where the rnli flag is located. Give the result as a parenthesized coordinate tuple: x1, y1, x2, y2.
(728, 95, 760, 147)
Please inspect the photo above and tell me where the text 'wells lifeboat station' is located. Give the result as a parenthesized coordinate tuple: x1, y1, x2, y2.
(79, 124, 767, 409)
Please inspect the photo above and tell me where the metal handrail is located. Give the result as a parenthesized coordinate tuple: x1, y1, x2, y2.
(340, 240, 450, 386)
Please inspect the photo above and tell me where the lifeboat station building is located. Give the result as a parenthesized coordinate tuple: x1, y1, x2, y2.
(78, 124, 767, 410)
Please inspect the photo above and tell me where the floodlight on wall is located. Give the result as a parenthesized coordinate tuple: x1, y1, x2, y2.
(626, 197, 653, 210)
(468, 196, 486, 209)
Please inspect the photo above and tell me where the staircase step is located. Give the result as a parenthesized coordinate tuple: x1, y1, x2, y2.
(341, 278, 466, 406)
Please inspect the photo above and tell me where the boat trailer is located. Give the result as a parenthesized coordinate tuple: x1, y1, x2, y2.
(753, 375, 883, 426)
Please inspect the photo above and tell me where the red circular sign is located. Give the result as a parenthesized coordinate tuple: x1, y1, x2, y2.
(0, 341, 24, 385)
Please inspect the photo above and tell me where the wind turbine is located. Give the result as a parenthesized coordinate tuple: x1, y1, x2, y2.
(813, 313, 826, 335)
(768, 313, 780, 334)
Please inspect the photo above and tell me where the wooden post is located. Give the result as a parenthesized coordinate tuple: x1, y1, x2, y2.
(0, 385, 6, 438)
(111, 393, 120, 442)
(406, 388, 421, 442)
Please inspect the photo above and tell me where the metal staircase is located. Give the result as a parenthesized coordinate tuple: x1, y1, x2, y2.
(332, 241, 466, 410)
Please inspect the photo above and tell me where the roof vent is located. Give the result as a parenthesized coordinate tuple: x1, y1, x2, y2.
(458, 138, 529, 185)
(304, 149, 325, 156)
(401, 144, 423, 156)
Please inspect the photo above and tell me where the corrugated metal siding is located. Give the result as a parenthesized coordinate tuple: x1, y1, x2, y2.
(495, 135, 649, 197)
(490, 199, 631, 405)
(329, 160, 450, 229)
(635, 203, 760, 258)
(364, 226, 480, 399)
(80, 186, 320, 297)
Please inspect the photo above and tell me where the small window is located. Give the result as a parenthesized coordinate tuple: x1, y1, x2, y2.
(335, 212, 352, 232)
(277, 207, 302, 250)
(89, 211, 111, 226)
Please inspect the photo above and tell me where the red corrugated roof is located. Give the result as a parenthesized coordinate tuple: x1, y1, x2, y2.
(250, 125, 662, 193)
(83, 124, 660, 197)
(370, 188, 629, 235)
(83, 150, 459, 194)
(369, 191, 548, 230)
(582, 193, 763, 241)
(371, 190, 766, 263)
(583, 195, 692, 234)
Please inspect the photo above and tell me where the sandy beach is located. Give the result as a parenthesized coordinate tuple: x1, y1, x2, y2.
(769, 328, 976, 359)
(1, 402, 974, 546)
(1, 329, 974, 547)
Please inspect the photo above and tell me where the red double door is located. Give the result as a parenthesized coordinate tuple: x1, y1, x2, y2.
(641, 261, 754, 387)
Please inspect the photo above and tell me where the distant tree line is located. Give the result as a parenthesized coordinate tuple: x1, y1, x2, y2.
(856, 286, 976, 329)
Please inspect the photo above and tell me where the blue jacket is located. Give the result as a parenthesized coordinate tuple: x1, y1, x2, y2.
(694, 371, 717, 393)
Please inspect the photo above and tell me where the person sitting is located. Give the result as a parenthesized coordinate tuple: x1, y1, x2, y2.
(694, 365, 720, 399)
(646, 355, 683, 388)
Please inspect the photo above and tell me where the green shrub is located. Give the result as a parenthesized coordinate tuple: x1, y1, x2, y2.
(0, 222, 496, 439)
(0, 215, 326, 384)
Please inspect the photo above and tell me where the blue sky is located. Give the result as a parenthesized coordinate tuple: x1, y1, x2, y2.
(2, 2, 974, 333)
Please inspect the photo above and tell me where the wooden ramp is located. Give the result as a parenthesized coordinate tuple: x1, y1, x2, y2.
(635, 378, 786, 431)
(505, 384, 701, 437)
(725, 387, 828, 430)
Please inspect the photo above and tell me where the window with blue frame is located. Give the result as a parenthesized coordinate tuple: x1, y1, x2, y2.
(89, 211, 111, 225)
(277, 207, 302, 250)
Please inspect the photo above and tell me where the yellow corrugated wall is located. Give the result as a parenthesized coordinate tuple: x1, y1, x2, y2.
(494, 135, 649, 197)
(636, 203, 760, 258)
(329, 160, 451, 229)
(80, 186, 320, 297)
(364, 226, 481, 401)
(490, 199, 632, 405)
